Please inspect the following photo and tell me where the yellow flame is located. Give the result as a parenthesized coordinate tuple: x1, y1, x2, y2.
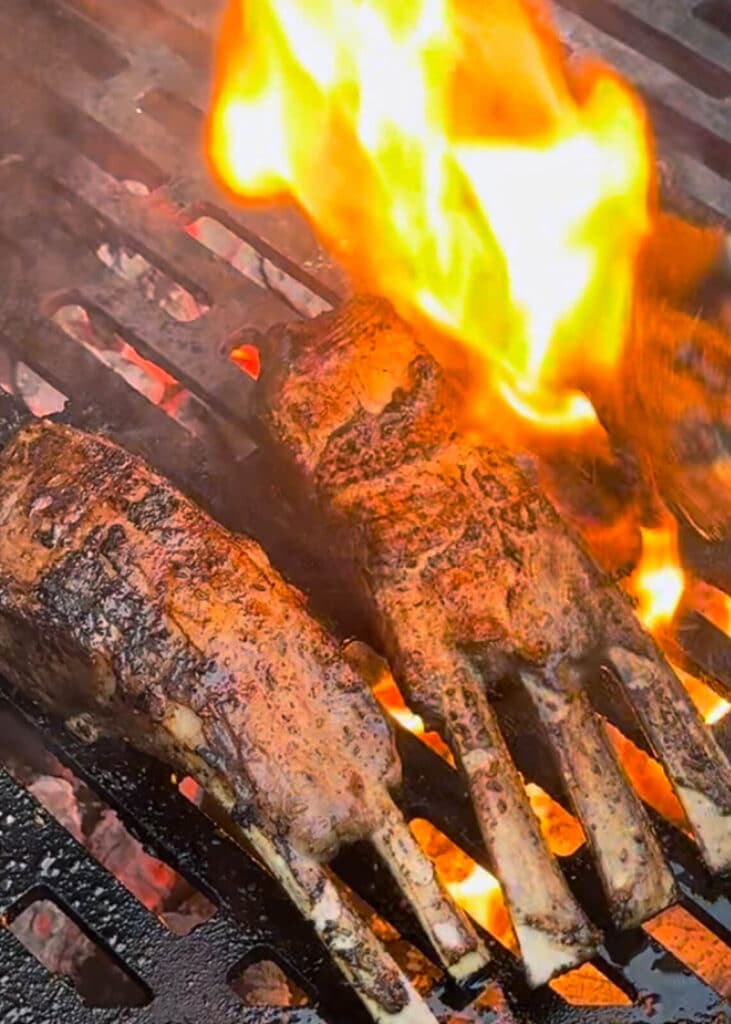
(208, 0, 651, 427)
(410, 818, 515, 949)
(674, 664, 730, 726)
(628, 542, 729, 725)
(706, 699, 731, 725)
(371, 663, 456, 762)
(629, 524, 685, 632)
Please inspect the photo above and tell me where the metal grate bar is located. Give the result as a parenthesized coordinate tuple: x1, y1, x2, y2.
(0, 768, 322, 1024)
(552, 0, 731, 220)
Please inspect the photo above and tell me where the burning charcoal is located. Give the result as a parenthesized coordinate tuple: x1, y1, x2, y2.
(186, 216, 332, 319)
(9, 898, 97, 981)
(95, 242, 209, 322)
(13, 363, 66, 417)
(254, 298, 731, 982)
(28, 775, 84, 844)
(231, 959, 308, 1007)
(9, 894, 148, 1009)
(0, 401, 487, 1024)
(19, 762, 209, 937)
(87, 808, 179, 913)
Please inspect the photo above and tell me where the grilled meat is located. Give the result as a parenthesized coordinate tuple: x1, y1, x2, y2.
(0, 409, 486, 1024)
(255, 297, 731, 984)
(598, 298, 731, 543)
(596, 218, 731, 542)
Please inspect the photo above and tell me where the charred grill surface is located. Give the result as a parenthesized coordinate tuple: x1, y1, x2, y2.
(255, 297, 731, 984)
(0, 415, 486, 1024)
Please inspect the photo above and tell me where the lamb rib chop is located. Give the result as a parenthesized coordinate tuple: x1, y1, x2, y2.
(0, 399, 487, 1024)
(254, 297, 731, 984)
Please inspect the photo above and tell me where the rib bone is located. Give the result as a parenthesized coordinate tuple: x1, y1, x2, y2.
(520, 662, 676, 927)
(243, 821, 440, 1024)
(401, 643, 598, 987)
(372, 798, 489, 979)
(608, 646, 731, 873)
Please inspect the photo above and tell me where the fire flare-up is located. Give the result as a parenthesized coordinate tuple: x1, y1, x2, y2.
(629, 521, 685, 634)
(626, 521, 729, 725)
(208, 0, 651, 427)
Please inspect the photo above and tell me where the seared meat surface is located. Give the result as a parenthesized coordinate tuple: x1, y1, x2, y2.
(0, 414, 484, 1024)
(256, 297, 731, 982)
(0, 419, 396, 855)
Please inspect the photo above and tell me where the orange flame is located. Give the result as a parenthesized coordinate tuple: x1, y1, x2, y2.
(208, 0, 651, 427)
(674, 665, 730, 727)
(626, 527, 729, 724)
(628, 522, 685, 633)
(675, 582, 731, 725)
(372, 660, 457, 763)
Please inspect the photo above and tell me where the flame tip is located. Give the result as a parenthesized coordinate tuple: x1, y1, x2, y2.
(208, 0, 652, 429)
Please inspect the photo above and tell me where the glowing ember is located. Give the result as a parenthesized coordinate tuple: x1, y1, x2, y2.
(230, 342, 262, 380)
(628, 522, 685, 632)
(208, 0, 651, 427)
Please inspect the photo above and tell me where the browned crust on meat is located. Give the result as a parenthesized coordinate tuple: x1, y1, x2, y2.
(0, 419, 400, 859)
(255, 297, 731, 858)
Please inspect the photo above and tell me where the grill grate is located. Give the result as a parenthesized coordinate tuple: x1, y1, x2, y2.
(3, 678, 731, 1024)
(0, 1, 730, 1022)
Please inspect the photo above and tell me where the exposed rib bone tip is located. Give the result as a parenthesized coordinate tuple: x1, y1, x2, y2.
(520, 664, 676, 930)
(373, 801, 487, 977)
(446, 946, 491, 982)
(614, 872, 677, 931)
(677, 786, 731, 874)
(244, 824, 437, 1024)
(516, 924, 595, 988)
(364, 988, 439, 1024)
(607, 645, 731, 874)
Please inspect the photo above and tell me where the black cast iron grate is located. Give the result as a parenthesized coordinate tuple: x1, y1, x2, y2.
(0, 1, 730, 1022)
